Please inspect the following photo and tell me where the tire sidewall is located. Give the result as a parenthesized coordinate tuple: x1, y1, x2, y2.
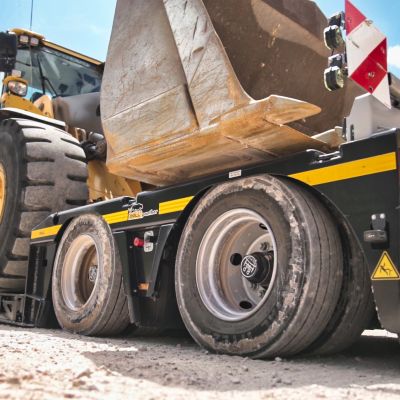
(52, 214, 117, 334)
(175, 176, 309, 355)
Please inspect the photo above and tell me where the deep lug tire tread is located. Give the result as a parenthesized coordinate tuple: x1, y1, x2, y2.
(0, 118, 88, 291)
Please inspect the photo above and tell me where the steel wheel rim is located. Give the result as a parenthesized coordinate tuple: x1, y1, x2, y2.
(196, 208, 278, 322)
(0, 163, 6, 223)
(61, 234, 100, 311)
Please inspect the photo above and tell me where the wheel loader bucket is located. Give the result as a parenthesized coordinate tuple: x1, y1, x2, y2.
(101, 0, 361, 185)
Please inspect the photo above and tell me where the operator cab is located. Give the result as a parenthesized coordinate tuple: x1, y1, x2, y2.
(0, 28, 104, 135)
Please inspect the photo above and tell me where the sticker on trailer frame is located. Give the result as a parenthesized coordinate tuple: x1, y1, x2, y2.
(229, 170, 242, 179)
(128, 201, 158, 220)
(371, 251, 400, 281)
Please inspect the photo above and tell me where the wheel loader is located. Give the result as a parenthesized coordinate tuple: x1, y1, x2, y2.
(0, 0, 400, 358)
(0, 28, 141, 291)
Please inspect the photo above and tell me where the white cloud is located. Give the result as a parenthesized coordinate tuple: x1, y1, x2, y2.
(388, 45, 400, 69)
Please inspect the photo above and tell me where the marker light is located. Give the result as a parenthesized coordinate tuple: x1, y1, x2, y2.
(30, 37, 39, 46)
(7, 80, 28, 97)
(19, 35, 29, 45)
(324, 25, 345, 50)
(324, 66, 345, 91)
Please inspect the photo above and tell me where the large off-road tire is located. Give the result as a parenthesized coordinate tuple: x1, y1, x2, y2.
(306, 223, 375, 355)
(175, 175, 343, 358)
(0, 118, 88, 292)
(52, 214, 130, 336)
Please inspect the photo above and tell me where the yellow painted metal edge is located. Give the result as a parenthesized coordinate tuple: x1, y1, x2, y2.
(43, 41, 103, 66)
(10, 28, 45, 40)
(10, 28, 102, 65)
(0, 164, 6, 223)
(31, 211, 129, 240)
(159, 196, 194, 215)
(31, 225, 62, 240)
(103, 210, 129, 225)
(289, 152, 397, 186)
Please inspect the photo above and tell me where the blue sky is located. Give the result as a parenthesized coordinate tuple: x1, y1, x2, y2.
(0, 0, 399, 75)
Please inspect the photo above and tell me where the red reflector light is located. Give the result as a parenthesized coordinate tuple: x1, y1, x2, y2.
(133, 237, 144, 247)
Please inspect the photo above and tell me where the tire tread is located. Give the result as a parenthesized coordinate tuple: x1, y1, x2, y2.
(0, 118, 88, 289)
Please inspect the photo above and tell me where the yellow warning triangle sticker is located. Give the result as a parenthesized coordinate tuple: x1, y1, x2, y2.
(371, 251, 400, 281)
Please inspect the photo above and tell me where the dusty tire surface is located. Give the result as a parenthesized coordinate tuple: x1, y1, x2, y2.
(175, 175, 343, 358)
(52, 214, 130, 336)
(0, 118, 88, 292)
(307, 223, 375, 355)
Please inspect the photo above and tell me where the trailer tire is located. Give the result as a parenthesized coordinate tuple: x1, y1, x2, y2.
(175, 175, 343, 358)
(0, 118, 88, 292)
(306, 224, 375, 355)
(52, 214, 130, 336)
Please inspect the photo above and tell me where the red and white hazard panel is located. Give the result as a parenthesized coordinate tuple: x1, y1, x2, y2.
(345, 0, 391, 108)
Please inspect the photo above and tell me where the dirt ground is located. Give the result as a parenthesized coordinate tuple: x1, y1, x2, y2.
(0, 327, 398, 400)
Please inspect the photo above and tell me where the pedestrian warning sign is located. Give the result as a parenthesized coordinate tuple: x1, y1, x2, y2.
(371, 251, 400, 281)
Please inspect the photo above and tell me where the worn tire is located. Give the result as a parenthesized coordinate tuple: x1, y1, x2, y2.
(307, 223, 375, 355)
(52, 214, 130, 336)
(0, 118, 88, 292)
(175, 175, 343, 358)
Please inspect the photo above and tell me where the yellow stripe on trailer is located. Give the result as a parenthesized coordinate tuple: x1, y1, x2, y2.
(102, 210, 129, 225)
(31, 224, 62, 240)
(31, 211, 129, 240)
(159, 196, 194, 215)
(289, 152, 397, 186)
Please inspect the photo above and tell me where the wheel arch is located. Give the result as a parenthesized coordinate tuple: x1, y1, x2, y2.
(281, 174, 368, 265)
(171, 175, 367, 266)
(281, 175, 377, 342)
(145, 187, 215, 304)
(163, 186, 215, 258)
(168, 173, 371, 299)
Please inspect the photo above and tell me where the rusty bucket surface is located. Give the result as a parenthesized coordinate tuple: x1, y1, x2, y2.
(101, 0, 359, 185)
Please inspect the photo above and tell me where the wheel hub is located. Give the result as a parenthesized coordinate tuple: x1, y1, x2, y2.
(88, 265, 98, 283)
(61, 234, 99, 311)
(0, 163, 6, 223)
(196, 208, 277, 322)
(241, 252, 273, 285)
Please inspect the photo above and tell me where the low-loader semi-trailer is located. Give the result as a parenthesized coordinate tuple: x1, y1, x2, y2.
(0, 0, 400, 358)
(0, 0, 358, 293)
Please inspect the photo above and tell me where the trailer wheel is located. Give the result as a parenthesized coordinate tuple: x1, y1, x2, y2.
(307, 225, 375, 355)
(52, 214, 130, 336)
(175, 175, 343, 358)
(0, 118, 88, 292)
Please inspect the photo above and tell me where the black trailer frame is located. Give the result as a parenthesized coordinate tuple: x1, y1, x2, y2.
(1, 128, 400, 335)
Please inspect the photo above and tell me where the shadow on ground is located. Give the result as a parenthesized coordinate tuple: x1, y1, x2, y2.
(81, 332, 400, 392)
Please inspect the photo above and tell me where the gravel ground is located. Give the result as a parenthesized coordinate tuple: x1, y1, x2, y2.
(0, 327, 398, 400)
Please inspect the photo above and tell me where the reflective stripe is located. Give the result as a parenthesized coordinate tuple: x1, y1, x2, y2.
(103, 210, 129, 225)
(289, 152, 396, 186)
(159, 196, 194, 215)
(31, 224, 62, 240)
